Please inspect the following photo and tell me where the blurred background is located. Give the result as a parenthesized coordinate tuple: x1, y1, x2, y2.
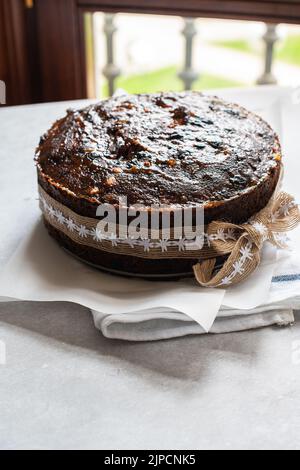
(86, 14, 300, 98)
(1, 0, 300, 105)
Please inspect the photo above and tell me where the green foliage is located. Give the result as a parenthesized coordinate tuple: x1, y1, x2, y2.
(212, 39, 256, 54)
(212, 35, 300, 67)
(276, 35, 300, 66)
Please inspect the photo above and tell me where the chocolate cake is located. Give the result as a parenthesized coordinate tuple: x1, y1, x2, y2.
(36, 91, 282, 279)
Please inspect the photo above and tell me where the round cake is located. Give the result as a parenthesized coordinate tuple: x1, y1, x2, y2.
(36, 91, 282, 279)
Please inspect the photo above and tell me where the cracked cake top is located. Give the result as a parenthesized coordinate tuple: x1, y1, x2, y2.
(36, 91, 281, 208)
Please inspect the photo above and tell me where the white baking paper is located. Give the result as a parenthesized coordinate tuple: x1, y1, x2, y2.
(0, 88, 298, 340)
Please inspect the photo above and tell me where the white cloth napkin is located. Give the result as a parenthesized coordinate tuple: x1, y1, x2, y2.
(92, 309, 294, 341)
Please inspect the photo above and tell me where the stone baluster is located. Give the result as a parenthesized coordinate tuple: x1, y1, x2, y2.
(103, 14, 121, 96)
(257, 23, 279, 85)
(178, 18, 200, 90)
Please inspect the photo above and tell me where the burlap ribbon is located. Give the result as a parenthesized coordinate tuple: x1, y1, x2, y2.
(193, 191, 300, 287)
(39, 185, 300, 288)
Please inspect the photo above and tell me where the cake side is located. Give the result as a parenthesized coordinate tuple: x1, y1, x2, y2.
(38, 162, 280, 225)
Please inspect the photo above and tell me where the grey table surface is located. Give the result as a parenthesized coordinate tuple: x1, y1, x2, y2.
(0, 88, 300, 450)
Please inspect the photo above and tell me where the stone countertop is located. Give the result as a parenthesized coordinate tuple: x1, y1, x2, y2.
(0, 87, 299, 450)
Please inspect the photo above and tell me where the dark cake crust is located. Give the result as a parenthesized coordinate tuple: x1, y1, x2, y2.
(36, 91, 282, 278)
